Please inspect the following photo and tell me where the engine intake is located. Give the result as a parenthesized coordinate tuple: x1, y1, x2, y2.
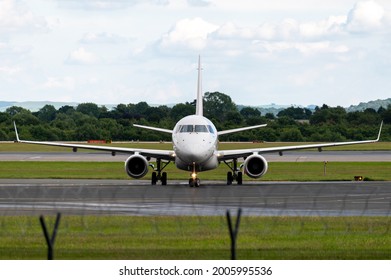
(243, 154, 268, 178)
(125, 155, 149, 179)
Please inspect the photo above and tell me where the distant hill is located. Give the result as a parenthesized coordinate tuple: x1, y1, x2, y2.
(346, 98, 391, 112)
(0, 101, 14, 111)
(0, 101, 79, 112)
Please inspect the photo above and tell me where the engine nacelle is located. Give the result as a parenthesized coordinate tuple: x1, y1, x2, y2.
(124, 154, 149, 179)
(243, 154, 268, 178)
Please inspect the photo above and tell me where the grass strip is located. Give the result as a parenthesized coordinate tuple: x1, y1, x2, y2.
(0, 216, 390, 260)
(0, 161, 390, 181)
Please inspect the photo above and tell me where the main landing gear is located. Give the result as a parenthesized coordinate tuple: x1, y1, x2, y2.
(151, 159, 170, 185)
(224, 159, 243, 185)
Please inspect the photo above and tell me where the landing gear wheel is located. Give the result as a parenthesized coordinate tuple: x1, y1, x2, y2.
(237, 171, 243, 185)
(227, 172, 233, 185)
(161, 172, 167, 185)
(151, 172, 157, 185)
(189, 178, 200, 187)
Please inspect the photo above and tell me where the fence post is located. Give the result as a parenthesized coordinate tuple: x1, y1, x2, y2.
(226, 208, 242, 260)
(40, 213, 61, 260)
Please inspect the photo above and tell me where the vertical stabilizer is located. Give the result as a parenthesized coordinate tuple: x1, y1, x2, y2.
(195, 55, 203, 116)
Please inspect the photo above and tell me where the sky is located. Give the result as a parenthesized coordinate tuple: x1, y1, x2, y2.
(1, 0, 391, 108)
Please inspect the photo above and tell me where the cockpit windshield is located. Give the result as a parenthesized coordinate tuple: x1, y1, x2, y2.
(178, 125, 211, 133)
(195, 125, 208, 133)
(180, 125, 193, 133)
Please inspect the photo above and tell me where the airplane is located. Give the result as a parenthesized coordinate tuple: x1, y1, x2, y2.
(14, 57, 383, 187)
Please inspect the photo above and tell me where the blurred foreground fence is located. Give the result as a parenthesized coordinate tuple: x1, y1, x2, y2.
(0, 180, 390, 260)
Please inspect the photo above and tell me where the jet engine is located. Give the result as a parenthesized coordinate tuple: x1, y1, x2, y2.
(243, 154, 268, 178)
(124, 154, 149, 179)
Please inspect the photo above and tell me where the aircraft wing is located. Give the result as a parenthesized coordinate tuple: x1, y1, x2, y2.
(217, 121, 383, 161)
(13, 123, 175, 161)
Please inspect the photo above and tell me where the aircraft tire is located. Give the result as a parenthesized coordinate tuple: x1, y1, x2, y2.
(189, 178, 200, 187)
(237, 172, 243, 185)
(161, 172, 167, 185)
(151, 172, 157, 185)
(227, 172, 233, 185)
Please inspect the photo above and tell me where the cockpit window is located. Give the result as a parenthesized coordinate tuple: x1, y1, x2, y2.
(207, 125, 215, 134)
(179, 124, 210, 133)
(195, 125, 208, 133)
(180, 125, 194, 133)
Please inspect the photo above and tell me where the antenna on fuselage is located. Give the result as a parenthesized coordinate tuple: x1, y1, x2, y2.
(195, 55, 203, 116)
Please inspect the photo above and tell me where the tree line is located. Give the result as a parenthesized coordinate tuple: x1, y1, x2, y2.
(0, 92, 390, 142)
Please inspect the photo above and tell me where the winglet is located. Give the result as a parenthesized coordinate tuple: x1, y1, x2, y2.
(13, 121, 20, 142)
(195, 55, 203, 116)
(376, 121, 383, 141)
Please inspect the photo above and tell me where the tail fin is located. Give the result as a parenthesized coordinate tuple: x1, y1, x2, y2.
(195, 55, 203, 116)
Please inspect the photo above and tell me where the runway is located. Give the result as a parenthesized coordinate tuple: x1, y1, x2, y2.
(1, 151, 390, 162)
(0, 179, 390, 217)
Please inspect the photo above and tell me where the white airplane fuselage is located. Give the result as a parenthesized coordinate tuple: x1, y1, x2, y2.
(172, 114, 219, 172)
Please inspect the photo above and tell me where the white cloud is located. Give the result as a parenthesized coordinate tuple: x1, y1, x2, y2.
(212, 16, 348, 42)
(159, 17, 219, 50)
(42, 77, 76, 90)
(254, 41, 349, 56)
(0, 41, 32, 62)
(346, 0, 388, 32)
(213, 22, 254, 39)
(66, 47, 99, 64)
(0, 65, 21, 75)
(56, 0, 170, 10)
(0, 0, 47, 33)
(145, 82, 183, 103)
(80, 32, 129, 44)
(186, 0, 211, 7)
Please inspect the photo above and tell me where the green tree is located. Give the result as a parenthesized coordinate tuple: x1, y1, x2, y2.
(37, 105, 57, 122)
(29, 125, 59, 141)
(277, 106, 312, 119)
(76, 103, 101, 118)
(379, 105, 391, 124)
(310, 105, 347, 125)
(0, 129, 8, 141)
(280, 127, 304, 141)
(170, 103, 195, 121)
(58, 105, 76, 115)
(204, 92, 237, 122)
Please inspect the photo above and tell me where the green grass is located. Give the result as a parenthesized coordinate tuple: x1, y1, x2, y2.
(0, 216, 390, 260)
(0, 161, 390, 181)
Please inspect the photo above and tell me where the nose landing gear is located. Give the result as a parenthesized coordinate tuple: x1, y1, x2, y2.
(189, 177, 200, 187)
(189, 162, 200, 187)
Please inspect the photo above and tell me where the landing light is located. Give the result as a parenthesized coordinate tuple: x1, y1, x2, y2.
(191, 173, 197, 179)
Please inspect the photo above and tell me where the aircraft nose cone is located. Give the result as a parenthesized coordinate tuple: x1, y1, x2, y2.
(187, 145, 208, 162)
(178, 141, 212, 164)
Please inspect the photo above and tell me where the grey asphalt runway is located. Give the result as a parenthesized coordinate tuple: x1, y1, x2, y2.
(0, 179, 390, 217)
(1, 150, 391, 161)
